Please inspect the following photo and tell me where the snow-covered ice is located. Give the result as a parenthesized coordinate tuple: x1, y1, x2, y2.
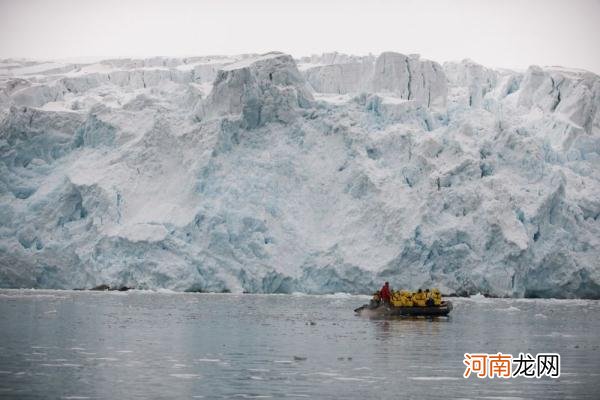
(0, 52, 599, 298)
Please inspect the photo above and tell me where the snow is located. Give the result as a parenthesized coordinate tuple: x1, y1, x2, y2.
(4, 62, 69, 76)
(221, 52, 284, 71)
(313, 93, 352, 105)
(0, 52, 599, 298)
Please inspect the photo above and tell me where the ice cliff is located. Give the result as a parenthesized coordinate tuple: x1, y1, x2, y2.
(1, 52, 599, 298)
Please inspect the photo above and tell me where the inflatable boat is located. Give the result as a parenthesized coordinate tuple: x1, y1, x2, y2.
(354, 301, 453, 317)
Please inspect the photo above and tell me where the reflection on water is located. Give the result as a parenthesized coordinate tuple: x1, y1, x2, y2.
(0, 290, 598, 399)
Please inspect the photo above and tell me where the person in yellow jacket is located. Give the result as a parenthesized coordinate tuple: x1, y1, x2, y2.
(412, 288, 424, 306)
(431, 288, 442, 306)
(390, 290, 403, 307)
(400, 291, 413, 307)
(425, 288, 435, 306)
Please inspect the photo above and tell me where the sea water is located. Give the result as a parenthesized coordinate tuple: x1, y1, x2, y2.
(0, 290, 598, 399)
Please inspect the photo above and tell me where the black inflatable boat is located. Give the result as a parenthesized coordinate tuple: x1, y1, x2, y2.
(354, 301, 453, 317)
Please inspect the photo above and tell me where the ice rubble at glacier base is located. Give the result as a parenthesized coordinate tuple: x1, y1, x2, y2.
(0, 52, 599, 298)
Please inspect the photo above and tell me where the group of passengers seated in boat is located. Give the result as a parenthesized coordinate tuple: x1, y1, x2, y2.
(370, 282, 443, 308)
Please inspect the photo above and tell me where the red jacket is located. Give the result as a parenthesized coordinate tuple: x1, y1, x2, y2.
(380, 284, 391, 301)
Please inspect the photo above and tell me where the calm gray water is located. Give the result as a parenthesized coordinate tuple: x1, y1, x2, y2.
(0, 290, 598, 399)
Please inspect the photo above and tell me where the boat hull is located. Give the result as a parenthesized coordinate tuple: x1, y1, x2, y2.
(354, 301, 453, 317)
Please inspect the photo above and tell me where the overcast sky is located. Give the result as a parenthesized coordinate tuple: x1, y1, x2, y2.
(1, 0, 599, 73)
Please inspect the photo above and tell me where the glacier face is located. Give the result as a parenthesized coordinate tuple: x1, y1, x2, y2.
(0, 52, 599, 298)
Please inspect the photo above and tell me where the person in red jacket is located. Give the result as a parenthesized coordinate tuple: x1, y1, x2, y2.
(379, 282, 391, 304)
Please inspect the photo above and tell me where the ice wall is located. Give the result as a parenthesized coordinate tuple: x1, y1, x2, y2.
(0, 53, 599, 298)
(200, 53, 313, 129)
(444, 59, 500, 108)
(302, 52, 447, 109)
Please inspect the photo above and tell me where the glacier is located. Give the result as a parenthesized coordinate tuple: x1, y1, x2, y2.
(0, 52, 599, 298)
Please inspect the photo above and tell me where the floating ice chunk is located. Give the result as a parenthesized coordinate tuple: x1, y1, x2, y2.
(498, 306, 521, 313)
(334, 377, 365, 381)
(469, 293, 489, 301)
(169, 373, 201, 379)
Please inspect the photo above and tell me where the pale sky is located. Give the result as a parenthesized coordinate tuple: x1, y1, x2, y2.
(1, 0, 599, 73)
